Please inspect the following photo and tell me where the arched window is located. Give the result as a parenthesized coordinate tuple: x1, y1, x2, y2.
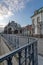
(8, 28, 12, 34)
(14, 30, 18, 34)
(20, 30, 22, 33)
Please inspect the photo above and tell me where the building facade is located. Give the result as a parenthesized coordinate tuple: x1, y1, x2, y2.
(31, 7, 43, 37)
(4, 21, 32, 36)
(4, 21, 22, 34)
(22, 25, 32, 36)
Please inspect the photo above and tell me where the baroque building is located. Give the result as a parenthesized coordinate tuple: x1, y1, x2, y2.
(4, 21, 22, 34)
(31, 7, 43, 37)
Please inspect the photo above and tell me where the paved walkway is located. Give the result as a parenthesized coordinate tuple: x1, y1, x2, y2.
(37, 38, 43, 65)
(38, 55, 43, 65)
(38, 38, 43, 55)
(1, 35, 43, 65)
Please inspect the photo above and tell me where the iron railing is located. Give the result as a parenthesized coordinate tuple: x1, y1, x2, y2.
(0, 34, 38, 65)
(2, 34, 35, 49)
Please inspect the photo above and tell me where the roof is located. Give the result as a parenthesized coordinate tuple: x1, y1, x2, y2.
(5, 21, 21, 30)
(22, 25, 32, 30)
(31, 7, 43, 18)
(26, 25, 32, 30)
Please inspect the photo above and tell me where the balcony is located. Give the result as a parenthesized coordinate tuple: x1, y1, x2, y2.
(0, 34, 38, 65)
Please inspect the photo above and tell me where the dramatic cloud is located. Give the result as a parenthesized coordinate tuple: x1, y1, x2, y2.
(0, 0, 30, 19)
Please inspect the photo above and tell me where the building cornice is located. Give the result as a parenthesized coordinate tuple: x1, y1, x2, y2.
(31, 7, 43, 18)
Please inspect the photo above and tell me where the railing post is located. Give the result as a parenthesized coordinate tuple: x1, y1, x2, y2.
(15, 37, 19, 49)
(7, 57, 12, 65)
(32, 44, 34, 65)
(28, 38, 29, 43)
(34, 41, 38, 65)
(28, 45, 31, 65)
(25, 48, 27, 65)
(18, 51, 21, 65)
(14, 37, 16, 49)
(17, 37, 19, 48)
(36, 41, 38, 65)
(32, 41, 38, 65)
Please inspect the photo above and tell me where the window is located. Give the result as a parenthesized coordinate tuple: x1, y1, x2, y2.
(32, 19, 35, 34)
(37, 27, 40, 34)
(37, 17, 40, 23)
(32, 19, 35, 25)
(32, 19, 35, 33)
(37, 17, 41, 28)
(32, 27, 35, 33)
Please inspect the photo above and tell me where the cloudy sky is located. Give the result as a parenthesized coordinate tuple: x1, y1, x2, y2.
(0, 0, 43, 28)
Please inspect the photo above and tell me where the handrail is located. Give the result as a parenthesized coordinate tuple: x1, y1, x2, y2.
(0, 34, 38, 65)
(0, 39, 37, 62)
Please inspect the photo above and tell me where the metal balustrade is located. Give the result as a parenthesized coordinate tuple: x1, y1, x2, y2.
(1, 34, 35, 48)
(0, 34, 38, 65)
